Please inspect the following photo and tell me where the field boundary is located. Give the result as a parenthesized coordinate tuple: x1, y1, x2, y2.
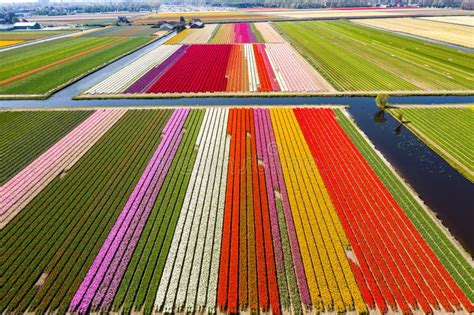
(0, 34, 169, 101)
(0, 104, 348, 112)
(74, 90, 474, 100)
(341, 108, 474, 265)
(388, 109, 474, 182)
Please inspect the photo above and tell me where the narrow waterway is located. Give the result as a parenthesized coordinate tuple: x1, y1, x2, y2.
(348, 103, 474, 255)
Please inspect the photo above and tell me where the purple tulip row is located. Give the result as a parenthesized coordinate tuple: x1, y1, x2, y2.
(69, 109, 190, 314)
(124, 45, 189, 94)
(254, 108, 311, 305)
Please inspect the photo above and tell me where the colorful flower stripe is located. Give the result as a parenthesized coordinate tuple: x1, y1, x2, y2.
(86, 45, 181, 94)
(254, 108, 310, 311)
(69, 109, 190, 313)
(85, 43, 333, 95)
(270, 108, 366, 313)
(124, 45, 189, 94)
(155, 109, 229, 313)
(295, 108, 474, 313)
(0, 109, 126, 228)
(210, 23, 259, 44)
(177, 24, 218, 44)
(253, 22, 287, 43)
(52, 108, 473, 314)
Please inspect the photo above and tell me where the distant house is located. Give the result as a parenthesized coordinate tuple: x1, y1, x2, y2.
(14, 22, 41, 30)
(159, 23, 175, 31)
(190, 21, 204, 29)
(0, 24, 14, 32)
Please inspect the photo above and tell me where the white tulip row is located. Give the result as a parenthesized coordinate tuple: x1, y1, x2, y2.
(254, 22, 287, 43)
(86, 45, 182, 94)
(180, 24, 218, 44)
(244, 43, 260, 92)
(155, 108, 230, 313)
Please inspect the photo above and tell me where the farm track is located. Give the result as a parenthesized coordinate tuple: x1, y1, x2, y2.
(1, 107, 472, 314)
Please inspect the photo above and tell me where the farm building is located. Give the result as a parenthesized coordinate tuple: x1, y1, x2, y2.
(14, 22, 41, 30)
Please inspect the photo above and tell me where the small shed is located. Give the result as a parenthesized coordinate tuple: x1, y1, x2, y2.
(14, 22, 41, 30)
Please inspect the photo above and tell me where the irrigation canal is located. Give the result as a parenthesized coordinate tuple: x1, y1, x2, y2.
(1, 32, 472, 256)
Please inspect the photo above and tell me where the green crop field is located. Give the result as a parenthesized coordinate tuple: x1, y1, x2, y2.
(335, 109, 473, 300)
(84, 25, 160, 37)
(0, 30, 76, 41)
(0, 110, 92, 184)
(0, 36, 151, 96)
(0, 110, 172, 313)
(390, 107, 474, 181)
(275, 20, 474, 92)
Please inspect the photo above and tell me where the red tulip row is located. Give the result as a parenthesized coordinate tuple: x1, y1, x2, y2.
(294, 108, 474, 314)
(218, 109, 280, 314)
(148, 44, 232, 93)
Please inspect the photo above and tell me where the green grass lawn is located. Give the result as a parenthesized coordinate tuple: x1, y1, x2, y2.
(0, 36, 151, 95)
(335, 108, 474, 301)
(275, 20, 474, 91)
(0, 110, 172, 313)
(390, 107, 474, 181)
(0, 110, 92, 185)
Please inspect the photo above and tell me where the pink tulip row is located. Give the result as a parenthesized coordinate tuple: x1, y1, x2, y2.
(0, 109, 126, 228)
(264, 43, 331, 92)
(69, 109, 190, 314)
(254, 108, 311, 306)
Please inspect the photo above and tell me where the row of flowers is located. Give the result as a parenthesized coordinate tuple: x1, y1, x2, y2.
(0, 109, 126, 228)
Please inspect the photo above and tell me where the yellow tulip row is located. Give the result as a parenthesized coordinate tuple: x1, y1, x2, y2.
(269, 108, 367, 313)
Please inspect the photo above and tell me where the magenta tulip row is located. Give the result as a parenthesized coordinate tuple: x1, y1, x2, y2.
(69, 109, 190, 314)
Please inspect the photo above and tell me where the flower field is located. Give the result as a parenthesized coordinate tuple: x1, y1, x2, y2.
(0, 110, 92, 184)
(390, 107, 474, 182)
(85, 43, 333, 95)
(276, 20, 474, 91)
(0, 33, 154, 96)
(2, 107, 473, 314)
(166, 22, 285, 45)
(353, 18, 474, 48)
(0, 40, 24, 47)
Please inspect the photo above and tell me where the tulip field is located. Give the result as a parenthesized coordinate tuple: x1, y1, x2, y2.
(85, 43, 333, 95)
(2, 107, 473, 314)
(390, 107, 474, 182)
(167, 22, 286, 45)
(276, 20, 474, 91)
(0, 32, 155, 96)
